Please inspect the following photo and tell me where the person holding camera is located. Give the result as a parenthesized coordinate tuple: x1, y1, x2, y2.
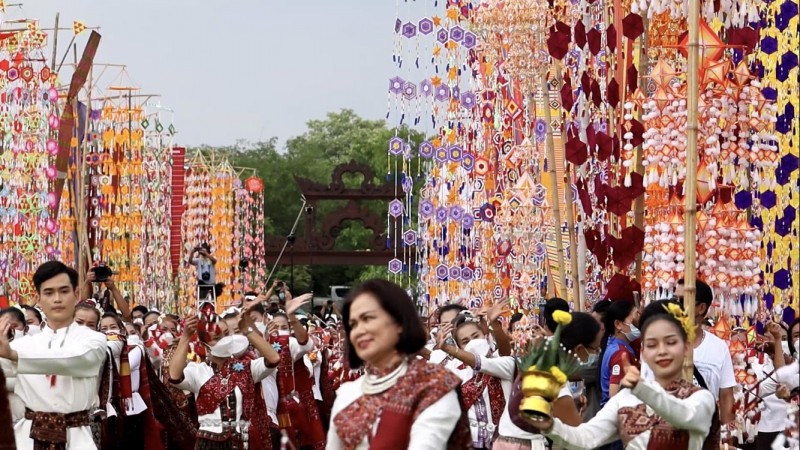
(82, 264, 132, 321)
(189, 243, 220, 300)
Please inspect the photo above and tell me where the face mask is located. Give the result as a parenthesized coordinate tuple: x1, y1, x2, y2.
(278, 293, 286, 301)
(464, 338, 490, 356)
(794, 339, 799, 358)
(278, 330, 290, 337)
(13, 329, 24, 340)
(128, 335, 142, 346)
(159, 332, 175, 347)
(255, 322, 267, 334)
(27, 324, 41, 335)
(781, 340, 790, 356)
(581, 350, 599, 366)
(623, 323, 641, 341)
(210, 335, 250, 358)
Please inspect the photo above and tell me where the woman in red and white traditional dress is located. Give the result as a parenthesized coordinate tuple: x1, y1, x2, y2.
(326, 279, 472, 449)
(265, 293, 326, 450)
(168, 303, 280, 450)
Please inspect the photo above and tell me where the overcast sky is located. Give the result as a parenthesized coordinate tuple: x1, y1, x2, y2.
(8, 1, 421, 148)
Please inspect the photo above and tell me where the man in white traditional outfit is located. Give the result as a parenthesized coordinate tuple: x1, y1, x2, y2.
(0, 261, 107, 450)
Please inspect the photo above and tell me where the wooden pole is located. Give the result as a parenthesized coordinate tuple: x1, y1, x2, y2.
(682, 0, 700, 382)
(633, 17, 650, 281)
(541, 67, 569, 299)
(552, 60, 582, 311)
(50, 13, 59, 71)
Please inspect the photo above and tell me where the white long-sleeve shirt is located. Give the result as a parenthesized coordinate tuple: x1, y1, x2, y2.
(2, 322, 107, 450)
(545, 380, 716, 450)
(326, 373, 461, 450)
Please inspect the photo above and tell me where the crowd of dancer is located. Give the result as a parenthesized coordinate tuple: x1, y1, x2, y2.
(0, 260, 797, 449)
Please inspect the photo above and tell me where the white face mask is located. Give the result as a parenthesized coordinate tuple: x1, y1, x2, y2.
(623, 323, 642, 341)
(794, 339, 799, 358)
(781, 340, 790, 356)
(159, 332, 175, 347)
(255, 322, 267, 334)
(278, 330, 290, 337)
(464, 338, 491, 356)
(13, 329, 25, 340)
(210, 335, 249, 358)
(127, 335, 142, 346)
(27, 324, 41, 335)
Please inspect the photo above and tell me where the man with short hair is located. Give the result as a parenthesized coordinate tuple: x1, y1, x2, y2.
(0, 261, 107, 449)
(640, 278, 736, 424)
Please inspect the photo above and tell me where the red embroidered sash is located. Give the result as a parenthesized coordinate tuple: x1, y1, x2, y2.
(270, 335, 325, 449)
(334, 358, 472, 450)
(460, 372, 506, 426)
(194, 359, 272, 450)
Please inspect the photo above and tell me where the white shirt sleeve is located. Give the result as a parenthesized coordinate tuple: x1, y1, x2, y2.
(129, 345, 142, 391)
(0, 357, 17, 379)
(631, 380, 716, 432)
(547, 392, 623, 449)
(776, 361, 799, 391)
(407, 390, 461, 449)
(174, 362, 207, 395)
(250, 357, 276, 383)
(289, 337, 313, 363)
(476, 355, 516, 380)
(718, 345, 737, 389)
(14, 332, 107, 377)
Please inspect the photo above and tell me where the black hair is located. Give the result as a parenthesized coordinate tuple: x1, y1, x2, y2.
(592, 299, 612, 315)
(437, 303, 467, 324)
(677, 278, 713, 312)
(544, 297, 570, 333)
(509, 312, 524, 333)
(33, 261, 79, 292)
(143, 311, 160, 321)
(561, 312, 601, 352)
(0, 308, 26, 329)
(787, 319, 799, 357)
(21, 305, 43, 324)
(342, 279, 427, 369)
(244, 291, 259, 297)
(131, 305, 149, 316)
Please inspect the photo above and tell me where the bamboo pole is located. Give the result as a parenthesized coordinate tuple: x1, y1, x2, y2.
(682, 0, 700, 382)
(50, 13, 59, 71)
(552, 60, 582, 311)
(541, 67, 569, 299)
(633, 17, 650, 282)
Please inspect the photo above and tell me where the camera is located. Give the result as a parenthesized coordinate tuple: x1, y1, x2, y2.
(91, 264, 113, 283)
(276, 281, 284, 289)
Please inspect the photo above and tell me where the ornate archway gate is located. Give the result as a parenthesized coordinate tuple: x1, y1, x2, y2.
(264, 160, 414, 267)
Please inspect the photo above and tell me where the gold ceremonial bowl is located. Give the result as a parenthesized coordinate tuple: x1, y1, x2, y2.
(520, 368, 562, 420)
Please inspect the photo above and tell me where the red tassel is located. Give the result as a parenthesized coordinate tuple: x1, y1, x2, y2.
(49, 375, 56, 387)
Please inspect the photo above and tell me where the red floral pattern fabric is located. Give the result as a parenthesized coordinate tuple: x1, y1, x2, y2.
(333, 358, 472, 450)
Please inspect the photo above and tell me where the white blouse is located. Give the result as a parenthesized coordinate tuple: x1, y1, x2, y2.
(326, 373, 462, 450)
(546, 380, 715, 450)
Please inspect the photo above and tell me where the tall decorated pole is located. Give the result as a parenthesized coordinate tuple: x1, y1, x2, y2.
(682, 0, 700, 381)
